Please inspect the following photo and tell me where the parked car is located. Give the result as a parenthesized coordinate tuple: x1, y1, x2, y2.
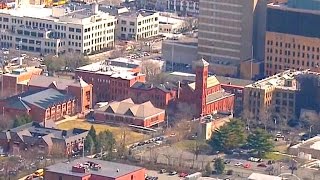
(179, 172, 188, 177)
(159, 169, 166, 174)
(224, 160, 231, 164)
(243, 163, 251, 169)
(226, 170, 233, 175)
(169, 171, 177, 175)
(248, 157, 262, 162)
(234, 162, 243, 167)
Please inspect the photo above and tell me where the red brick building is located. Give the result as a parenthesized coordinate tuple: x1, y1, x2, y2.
(1, 67, 42, 98)
(28, 75, 93, 113)
(180, 59, 235, 117)
(44, 158, 146, 180)
(94, 98, 165, 127)
(129, 82, 178, 109)
(0, 88, 76, 123)
(75, 60, 145, 103)
(0, 121, 88, 156)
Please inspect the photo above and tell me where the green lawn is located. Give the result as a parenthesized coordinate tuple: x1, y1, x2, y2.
(265, 152, 287, 161)
(173, 140, 211, 152)
(57, 119, 148, 145)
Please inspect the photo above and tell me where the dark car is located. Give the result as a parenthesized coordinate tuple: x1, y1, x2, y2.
(224, 160, 231, 164)
(289, 166, 297, 170)
(159, 169, 166, 174)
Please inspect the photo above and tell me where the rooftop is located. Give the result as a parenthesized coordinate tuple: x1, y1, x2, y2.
(131, 81, 177, 93)
(206, 91, 234, 104)
(96, 98, 164, 118)
(248, 172, 282, 180)
(29, 75, 89, 90)
(0, 121, 88, 146)
(4, 67, 42, 77)
(188, 76, 220, 91)
(76, 59, 143, 80)
(4, 88, 74, 110)
(245, 70, 307, 90)
(45, 157, 144, 178)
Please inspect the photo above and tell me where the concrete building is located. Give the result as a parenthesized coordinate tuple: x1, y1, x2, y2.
(1, 67, 42, 98)
(289, 135, 320, 160)
(94, 98, 165, 127)
(198, 0, 267, 76)
(167, 0, 199, 16)
(243, 70, 303, 124)
(0, 121, 88, 156)
(45, 157, 146, 180)
(162, 36, 198, 66)
(265, 1, 320, 76)
(0, 3, 116, 55)
(101, 6, 159, 40)
(198, 112, 232, 140)
(0, 88, 76, 122)
(158, 14, 187, 34)
(75, 58, 146, 104)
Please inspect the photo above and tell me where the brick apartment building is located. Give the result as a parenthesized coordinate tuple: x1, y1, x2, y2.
(94, 98, 165, 127)
(0, 88, 76, 122)
(0, 121, 88, 156)
(28, 75, 93, 113)
(45, 158, 146, 180)
(1, 67, 42, 98)
(75, 59, 145, 104)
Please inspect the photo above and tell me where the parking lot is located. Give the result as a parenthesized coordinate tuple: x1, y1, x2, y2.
(147, 170, 181, 180)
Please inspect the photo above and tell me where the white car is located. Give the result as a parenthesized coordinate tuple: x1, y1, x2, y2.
(249, 157, 262, 162)
(234, 162, 243, 167)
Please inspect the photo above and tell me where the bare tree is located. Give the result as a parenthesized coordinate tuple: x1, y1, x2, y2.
(140, 60, 162, 81)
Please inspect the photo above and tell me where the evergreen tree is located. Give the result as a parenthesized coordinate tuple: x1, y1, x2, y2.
(84, 135, 95, 155)
(214, 158, 225, 174)
(247, 129, 274, 157)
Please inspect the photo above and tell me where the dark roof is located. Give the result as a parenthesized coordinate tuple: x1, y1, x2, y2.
(21, 88, 74, 109)
(45, 157, 144, 178)
(267, 7, 320, 38)
(0, 121, 88, 145)
(131, 82, 177, 93)
(3, 88, 74, 110)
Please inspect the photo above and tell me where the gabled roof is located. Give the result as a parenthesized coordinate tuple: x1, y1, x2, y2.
(97, 98, 164, 118)
(21, 88, 75, 109)
(188, 76, 220, 91)
(28, 75, 89, 90)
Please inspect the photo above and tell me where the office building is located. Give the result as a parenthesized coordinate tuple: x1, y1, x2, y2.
(243, 70, 304, 124)
(0, 3, 116, 55)
(167, 0, 199, 16)
(198, 0, 266, 76)
(100, 6, 159, 40)
(265, 0, 320, 76)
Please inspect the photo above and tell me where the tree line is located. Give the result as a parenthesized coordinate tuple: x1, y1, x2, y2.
(84, 125, 116, 159)
(208, 119, 274, 158)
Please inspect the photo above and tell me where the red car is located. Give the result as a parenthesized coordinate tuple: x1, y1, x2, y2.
(243, 163, 251, 169)
(179, 172, 188, 177)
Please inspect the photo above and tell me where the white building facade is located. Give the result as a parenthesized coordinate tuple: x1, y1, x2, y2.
(0, 4, 116, 55)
